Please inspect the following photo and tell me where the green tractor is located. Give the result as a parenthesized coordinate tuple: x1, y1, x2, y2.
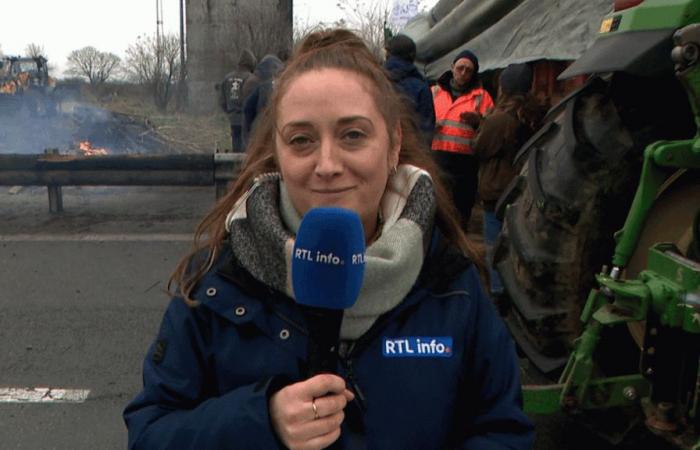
(494, 0, 700, 447)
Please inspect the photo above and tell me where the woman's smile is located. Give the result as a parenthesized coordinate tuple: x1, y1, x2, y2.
(311, 187, 354, 194)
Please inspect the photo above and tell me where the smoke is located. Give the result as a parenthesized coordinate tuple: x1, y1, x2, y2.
(0, 95, 170, 155)
(0, 110, 75, 155)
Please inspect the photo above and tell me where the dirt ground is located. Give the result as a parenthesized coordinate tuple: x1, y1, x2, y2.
(92, 86, 231, 154)
(88, 84, 232, 154)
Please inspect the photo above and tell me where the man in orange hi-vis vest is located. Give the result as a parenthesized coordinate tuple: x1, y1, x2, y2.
(431, 49, 494, 227)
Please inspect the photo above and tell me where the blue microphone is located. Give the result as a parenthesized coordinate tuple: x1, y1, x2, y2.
(292, 207, 366, 375)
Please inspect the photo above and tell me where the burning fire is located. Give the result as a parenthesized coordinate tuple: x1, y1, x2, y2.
(78, 140, 108, 156)
(0, 73, 29, 94)
(0, 80, 17, 94)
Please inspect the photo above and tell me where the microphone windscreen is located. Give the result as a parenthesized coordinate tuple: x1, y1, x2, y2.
(292, 207, 366, 309)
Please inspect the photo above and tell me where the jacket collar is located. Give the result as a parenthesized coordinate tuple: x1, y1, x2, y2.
(191, 248, 302, 332)
(384, 56, 423, 81)
(436, 70, 483, 99)
(195, 230, 472, 333)
(437, 70, 454, 90)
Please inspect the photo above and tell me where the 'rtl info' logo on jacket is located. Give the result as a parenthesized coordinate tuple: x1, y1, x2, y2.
(382, 337, 453, 358)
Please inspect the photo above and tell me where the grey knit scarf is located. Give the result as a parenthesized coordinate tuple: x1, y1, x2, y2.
(225, 165, 436, 339)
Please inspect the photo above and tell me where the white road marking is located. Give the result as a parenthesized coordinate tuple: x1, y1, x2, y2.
(0, 387, 90, 403)
(0, 233, 193, 242)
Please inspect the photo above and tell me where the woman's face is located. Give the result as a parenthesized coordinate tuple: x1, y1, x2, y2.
(275, 68, 400, 240)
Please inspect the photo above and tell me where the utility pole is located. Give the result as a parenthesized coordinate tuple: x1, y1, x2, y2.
(177, 0, 188, 110)
(156, 0, 164, 48)
(286, 0, 294, 57)
(180, 0, 186, 70)
(289, 0, 294, 29)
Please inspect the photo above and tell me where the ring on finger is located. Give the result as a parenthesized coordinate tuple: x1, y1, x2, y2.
(312, 399, 320, 420)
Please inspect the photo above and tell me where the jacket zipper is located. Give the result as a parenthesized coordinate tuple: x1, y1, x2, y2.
(338, 295, 423, 412)
(339, 341, 367, 411)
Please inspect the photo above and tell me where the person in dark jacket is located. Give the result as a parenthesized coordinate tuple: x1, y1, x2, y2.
(384, 34, 435, 146)
(124, 29, 533, 450)
(242, 54, 284, 147)
(474, 63, 546, 300)
(218, 49, 256, 152)
(432, 50, 494, 229)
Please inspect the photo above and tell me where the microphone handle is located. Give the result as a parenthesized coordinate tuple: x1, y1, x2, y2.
(303, 308, 352, 449)
(303, 307, 344, 376)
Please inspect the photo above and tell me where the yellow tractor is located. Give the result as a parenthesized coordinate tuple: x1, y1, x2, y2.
(0, 56, 56, 117)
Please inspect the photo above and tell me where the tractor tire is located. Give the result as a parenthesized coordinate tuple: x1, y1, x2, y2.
(624, 172, 700, 348)
(494, 72, 696, 375)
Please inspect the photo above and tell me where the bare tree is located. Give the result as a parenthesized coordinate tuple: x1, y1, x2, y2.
(66, 46, 121, 85)
(293, 16, 327, 46)
(336, 0, 425, 59)
(25, 43, 46, 58)
(239, 6, 293, 60)
(336, 0, 394, 59)
(124, 33, 180, 111)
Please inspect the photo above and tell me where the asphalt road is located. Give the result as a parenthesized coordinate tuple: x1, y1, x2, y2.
(1, 185, 212, 449)
(0, 184, 677, 449)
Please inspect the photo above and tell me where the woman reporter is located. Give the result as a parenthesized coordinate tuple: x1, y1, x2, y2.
(124, 29, 533, 450)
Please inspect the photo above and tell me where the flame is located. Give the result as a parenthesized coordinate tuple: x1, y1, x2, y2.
(78, 140, 108, 156)
(0, 81, 17, 94)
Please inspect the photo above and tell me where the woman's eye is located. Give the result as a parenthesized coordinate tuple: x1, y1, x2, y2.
(289, 135, 313, 146)
(343, 129, 367, 142)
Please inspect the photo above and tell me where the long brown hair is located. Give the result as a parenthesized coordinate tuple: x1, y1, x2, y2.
(169, 29, 483, 303)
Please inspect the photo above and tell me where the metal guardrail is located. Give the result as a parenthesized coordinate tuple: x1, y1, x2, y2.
(0, 150, 246, 213)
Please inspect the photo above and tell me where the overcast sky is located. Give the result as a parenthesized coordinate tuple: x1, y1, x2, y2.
(0, 0, 435, 77)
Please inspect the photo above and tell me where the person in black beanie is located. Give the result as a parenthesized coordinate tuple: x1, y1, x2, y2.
(474, 63, 546, 302)
(431, 49, 494, 228)
(384, 34, 435, 146)
(499, 63, 534, 95)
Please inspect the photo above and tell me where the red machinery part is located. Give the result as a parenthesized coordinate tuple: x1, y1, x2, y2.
(614, 0, 644, 11)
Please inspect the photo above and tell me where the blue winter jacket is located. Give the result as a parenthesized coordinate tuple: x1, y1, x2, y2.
(384, 55, 436, 144)
(243, 54, 283, 144)
(124, 236, 533, 449)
